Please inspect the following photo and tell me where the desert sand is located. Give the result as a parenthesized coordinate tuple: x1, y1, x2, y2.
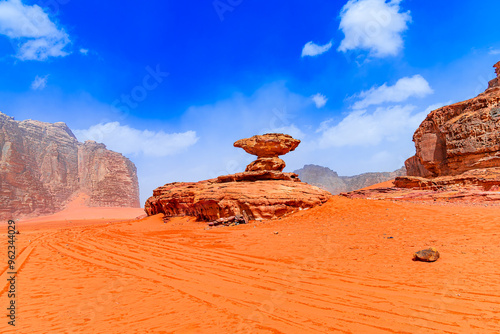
(1, 196, 500, 333)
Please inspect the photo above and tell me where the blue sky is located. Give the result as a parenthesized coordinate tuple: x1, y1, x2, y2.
(1, 0, 500, 203)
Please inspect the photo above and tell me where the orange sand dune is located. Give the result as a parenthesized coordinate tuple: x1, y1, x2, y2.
(18, 193, 145, 230)
(359, 179, 396, 190)
(1, 196, 500, 333)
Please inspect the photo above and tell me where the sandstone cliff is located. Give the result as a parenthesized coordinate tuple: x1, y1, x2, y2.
(0, 112, 140, 219)
(405, 61, 500, 177)
(294, 164, 406, 194)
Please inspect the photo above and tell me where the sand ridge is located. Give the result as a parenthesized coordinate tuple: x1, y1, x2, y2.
(1, 196, 500, 333)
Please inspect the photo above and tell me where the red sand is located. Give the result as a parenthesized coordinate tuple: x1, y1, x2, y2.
(360, 179, 396, 190)
(1, 196, 500, 333)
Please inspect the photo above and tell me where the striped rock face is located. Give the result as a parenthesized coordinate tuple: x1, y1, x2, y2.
(0, 112, 140, 219)
(405, 61, 500, 178)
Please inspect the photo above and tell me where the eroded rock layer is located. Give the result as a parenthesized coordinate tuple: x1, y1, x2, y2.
(406, 61, 500, 177)
(0, 112, 140, 219)
(245, 157, 286, 172)
(144, 177, 331, 221)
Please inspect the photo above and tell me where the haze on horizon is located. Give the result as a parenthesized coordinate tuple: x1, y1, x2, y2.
(1, 0, 499, 203)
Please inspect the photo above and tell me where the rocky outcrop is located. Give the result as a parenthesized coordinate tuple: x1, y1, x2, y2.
(405, 61, 500, 178)
(246, 157, 286, 172)
(234, 133, 300, 172)
(217, 170, 300, 183)
(404, 156, 433, 178)
(145, 178, 331, 221)
(341, 183, 500, 203)
(395, 167, 500, 191)
(145, 133, 331, 221)
(294, 164, 406, 195)
(234, 133, 300, 158)
(487, 62, 500, 89)
(78, 140, 140, 207)
(0, 112, 140, 219)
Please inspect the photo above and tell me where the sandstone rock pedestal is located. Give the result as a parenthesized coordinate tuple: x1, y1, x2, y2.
(234, 133, 300, 173)
(145, 133, 331, 221)
(398, 61, 500, 190)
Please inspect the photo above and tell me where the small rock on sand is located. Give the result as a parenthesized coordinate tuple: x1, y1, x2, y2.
(413, 248, 440, 262)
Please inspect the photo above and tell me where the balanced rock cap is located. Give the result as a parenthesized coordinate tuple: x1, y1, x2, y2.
(234, 133, 301, 158)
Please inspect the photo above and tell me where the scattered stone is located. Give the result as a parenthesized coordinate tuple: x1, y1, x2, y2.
(413, 248, 440, 262)
(241, 211, 250, 225)
(274, 231, 279, 235)
(207, 214, 248, 228)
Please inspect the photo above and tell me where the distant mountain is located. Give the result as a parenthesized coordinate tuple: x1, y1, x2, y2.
(294, 164, 406, 195)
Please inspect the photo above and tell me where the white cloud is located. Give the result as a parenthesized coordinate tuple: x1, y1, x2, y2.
(301, 41, 333, 57)
(312, 93, 328, 108)
(31, 75, 48, 90)
(79, 48, 89, 55)
(338, 0, 411, 57)
(318, 105, 426, 148)
(0, 0, 71, 61)
(74, 122, 199, 157)
(352, 75, 433, 109)
(263, 124, 306, 140)
(489, 48, 500, 55)
(316, 119, 334, 133)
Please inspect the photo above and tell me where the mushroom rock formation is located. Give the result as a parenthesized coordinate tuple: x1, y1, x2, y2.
(234, 133, 300, 172)
(145, 133, 331, 221)
(398, 61, 500, 190)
